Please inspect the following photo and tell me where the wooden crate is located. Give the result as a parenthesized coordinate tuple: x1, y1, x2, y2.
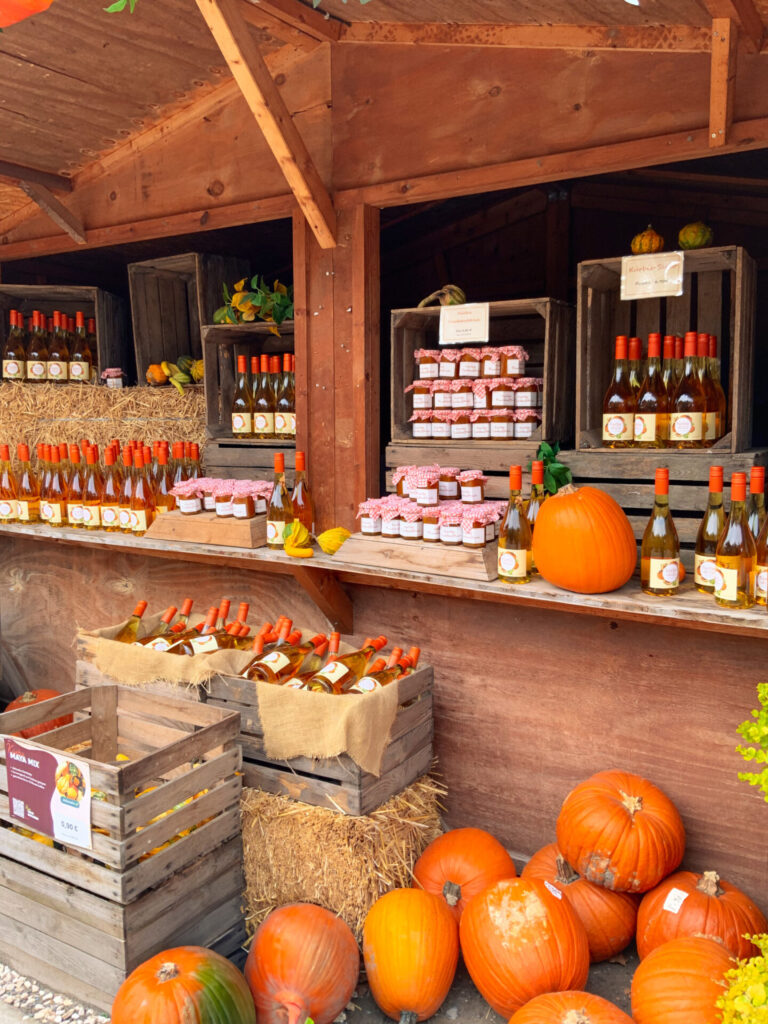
(334, 533, 498, 581)
(0, 685, 243, 1010)
(145, 509, 267, 548)
(76, 656, 203, 704)
(204, 438, 296, 483)
(575, 245, 757, 453)
(206, 667, 434, 815)
(128, 253, 249, 384)
(0, 283, 129, 379)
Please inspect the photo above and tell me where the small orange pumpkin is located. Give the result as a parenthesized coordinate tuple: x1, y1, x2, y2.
(5, 689, 72, 739)
(509, 990, 635, 1024)
(631, 225, 664, 255)
(631, 935, 734, 1024)
(146, 364, 169, 386)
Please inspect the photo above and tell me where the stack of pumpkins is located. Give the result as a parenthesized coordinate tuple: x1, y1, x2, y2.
(110, 769, 766, 1024)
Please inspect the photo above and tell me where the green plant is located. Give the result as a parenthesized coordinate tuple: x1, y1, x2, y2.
(529, 442, 572, 494)
(717, 934, 768, 1023)
(213, 276, 294, 335)
(736, 683, 768, 801)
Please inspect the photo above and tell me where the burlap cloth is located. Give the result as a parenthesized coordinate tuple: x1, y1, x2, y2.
(78, 615, 402, 776)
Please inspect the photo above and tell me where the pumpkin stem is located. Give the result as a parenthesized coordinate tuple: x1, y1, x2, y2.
(553, 483, 578, 497)
(619, 790, 643, 816)
(562, 1012, 591, 1024)
(399, 1014, 419, 1024)
(554, 854, 580, 885)
(696, 870, 724, 897)
(285, 1002, 312, 1024)
(442, 880, 462, 907)
(156, 962, 180, 983)
(20, 691, 37, 703)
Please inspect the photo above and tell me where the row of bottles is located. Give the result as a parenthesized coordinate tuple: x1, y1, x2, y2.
(265, 451, 314, 547)
(497, 461, 545, 584)
(232, 353, 296, 440)
(2, 310, 98, 383)
(603, 332, 726, 448)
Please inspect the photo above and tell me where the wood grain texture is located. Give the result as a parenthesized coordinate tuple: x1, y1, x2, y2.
(710, 18, 739, 146)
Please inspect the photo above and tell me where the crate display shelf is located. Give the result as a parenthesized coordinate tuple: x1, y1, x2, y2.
(145, 509, 267, 548)
(334, 533, 498, 582)
(203, 438, 296, 483)
(575, 245, 756, 453)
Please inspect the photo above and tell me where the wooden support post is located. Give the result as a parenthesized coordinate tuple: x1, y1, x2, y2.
(702, 0, 763, 52)
(545, 188, 571, 301)
(710, 19, 738, 148)
(195, 0, 337, 249)
(15, 183, 86, 244)
(291, 565, 354, 633)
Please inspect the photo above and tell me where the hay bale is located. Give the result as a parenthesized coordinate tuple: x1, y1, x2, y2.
(241, 775, 445, 942)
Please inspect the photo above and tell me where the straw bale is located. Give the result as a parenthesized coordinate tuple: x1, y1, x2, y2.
(241, 774, 446, 942)
(0, 382, 206, 453)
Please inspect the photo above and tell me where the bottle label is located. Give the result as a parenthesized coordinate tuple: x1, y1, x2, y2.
(669, 411, 704, 441)
(28, 361, 47, 380)
(504, 357, 525, 376)
(634, 413, 658, 442)
(482, 358, 501, 376)
(458, 360, 480, 377)
(232, 412, 253, 434)
(267, 519, 289, 544)
(450, 423, 472, 439)
(101, 505, 120, 527)
(216, 499, 233, 517)
(438, 362, 457, 378)
(179, 497, 202, 515)
(438, 480, 458, 499)
(259, 651, 292, 672)
(491, 389, 515, 407)
(648, 557, 680, 589)
(16, 500, 31, 521)
(704, 411, 717, 442)
(439, 524, 462, 544)
(713, 564, 739, 602)
(694, 553, 718, 587)
(145, 636, 173, 652)
(498, 548, 528, 579)
(418, 363, 439, 379)
(451, 393, 473, 409)
(462, 525, 486, 546)
(254, 412, 275, 433)
(82, 505, 101, 527)
(41, 502, 62, 524)
(118, 506, 132, 530)
(69, 361, 88, 380)
(275, 412, 288, 434)
(187, 634, 220, 655)
(286, 412, 296, 437)
(2, 360, 25, 379)
(461, 485, 483, 503)
(602, 413, 633, 442)
(132, 509, 149, 533)
(423, 521, 440, 541)
(47, 361, 68, 381)
(67, 503, 84, 526)
(352, 677, 382, 693)
(514, 390, 538, 408)
(0, 498, 17, 519)
(313, 660, 350, 687)
(754, 564, 768, 602)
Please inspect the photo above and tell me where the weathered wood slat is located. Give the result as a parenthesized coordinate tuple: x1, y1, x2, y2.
(334, 532, 498, 581)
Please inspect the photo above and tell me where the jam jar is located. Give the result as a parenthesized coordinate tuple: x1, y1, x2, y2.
(438, 467, 460, 500)
(480, 347, 501, 378)
(471, 411, 491, 439)
(490, 408, 513, 439)
(422, 506, 441, 542)
(450, 411, 471, 440)
(415, 348, 440, 380)
(458, 471, 487, 504)
(458, 347, 482, 379)
(431, 411, 451, 439)
(432, 381, 453, 410)
(439, 510, 463, 545)
(451, 379, 473, 409)
(514, 409, 541, 438)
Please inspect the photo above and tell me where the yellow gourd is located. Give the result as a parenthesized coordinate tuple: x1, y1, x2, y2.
(631, 225, 664, 255)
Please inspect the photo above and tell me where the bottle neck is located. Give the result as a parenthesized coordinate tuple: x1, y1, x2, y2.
(653, 492, 670, 515)
(613, 358, 629, 381)
(729, 498, 747, 523)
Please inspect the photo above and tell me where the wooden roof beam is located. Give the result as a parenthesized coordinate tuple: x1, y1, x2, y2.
(701, 0, 764, 52)
(245, 0, 341, 42)
(15, 182, 86, 244)
(239, 0, 321, 50)
(195, 0, 336, 248)
(710, 18, 738, 147)
(0, 160, 72, 194)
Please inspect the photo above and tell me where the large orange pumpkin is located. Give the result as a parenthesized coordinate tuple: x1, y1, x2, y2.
(521, 843, 638, 963)
(556, 770, 685, 893)
(509, 990, 635, 1023)
(412, 827, 517, 921)
(631, 935, 734, 1024)
(459, 877, 590, 1018)
(111, 946, 255, 1024)
(245, 904, 359, 1024)
(5, 689, 73, 739)
(0, 0, 54, 28)
(636, 869, 767, 960)
(363, 888, 458, 1022)
(531, 485, 637, 593)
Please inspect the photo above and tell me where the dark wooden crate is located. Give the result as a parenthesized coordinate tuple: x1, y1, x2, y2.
(203, 437, 296, 482)
(575, 245, 757, 453)
(128, 253, 249, 384)
(0, 284, 129, 378)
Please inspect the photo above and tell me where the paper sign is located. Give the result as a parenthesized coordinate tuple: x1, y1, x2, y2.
(439, 302, 490, 345)
(620, 252, 685, 300)
(3, 737, 92, 849)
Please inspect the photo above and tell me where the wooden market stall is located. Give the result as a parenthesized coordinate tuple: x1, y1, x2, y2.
(1, 0, 768, 990)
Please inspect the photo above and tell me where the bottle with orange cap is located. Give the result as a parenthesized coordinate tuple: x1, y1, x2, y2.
(640, 468, 680, 596)
(100, 447, 122, 532)
(82, 445, 104, 530)
(634, 333, 668, 447)
(26, 312, 48, 382)
(525, 459, 546, 573)
(669, 332, 706, 448)
(746, 465, 766, 540)
(707, 335, 727, 438)
(696, 333, 719, 447)
(130, 448, 155, 536)
(113, 600, 149, 644)
(345, 646, 420, 693)
(69, 312, 92, 383)
(154, 445, 176, 514)
(15, 444, 39, 522)
(602, 335, 635, 447)
(2, 310, 27, 380)
(497, 465, 532, 584)
(231, 354, 254, 438)
(42, 447, 67, 527)
(628, 337, 643, 394)
(304, 635, 388, 694)
(275, 353, 294, 440)
(0, 444, 18, 523)
(47, 311, 69, 382)
(266, 451, 292, 548)
(291, 450, 315, 534)
(66, 445, 85, 528)
(753, 500, 768, 606)
(253, 353, 275, 439)
(714, 471, 756, 608)
(693, 466, 725, 594)
(661, 335, 677, 396)
(118, 446, 135, 534)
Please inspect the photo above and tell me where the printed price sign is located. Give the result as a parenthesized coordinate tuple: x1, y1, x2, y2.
(439, 302, 490, 345)
(621, 252, 685, 300)
(3, 737, 92, 849)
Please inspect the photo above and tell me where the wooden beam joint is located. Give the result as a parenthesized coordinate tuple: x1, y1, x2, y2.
(710, 18, 738, 148)
(0, 161, 72, 194)
(16, 183, 86, 244)
(291, 565, 354, 633)
(702, 0, 763, 52)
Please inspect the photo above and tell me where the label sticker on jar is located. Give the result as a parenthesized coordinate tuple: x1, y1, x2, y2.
(482, 358, 501, 376)
(648, 557, 679, 589)
(361, 516, 380, 534)
(439, 524, 462, 544)
(451, 423, 471, 439)
(634, 413, 658, 442)
(431, 422, 451, 438)
(400, 521, 423, 539)
(713, 564, 739, 602)
(669, 411, 703, 442)
(662, 888, 689, 914)
(216, 500, 233, 517)
(415, 486, 438, 505)
(412, 423, 431, 438)
(438, 480, 458, 498)
(179, 497, 202, 515)
(602, 413, 633, 442)
(2, 360, 24, 379)
(694, 553, 718, 587)
(438, 362, 457, 378)
(418, 363, 439, 379)
(472, 423, 491, 438)
(434, 392, 452, 409)
(491, 389, 515, 407)
(462, 526, 485, 546)
(458, 360, 480, 377)
(461, 485, 483, 503)
(515, 390, 539, 408)
(423, 521, 440, 541)
(498, 548, 528, 578)
(514, 422, 536, 438)
(451, 392, 473, 409)
(491, 421, 512, 439)
(504, 358, 525, 376)
(381, 520, 401, 537)
(412, 393, 432, 409)
(232, 412, 253, 435)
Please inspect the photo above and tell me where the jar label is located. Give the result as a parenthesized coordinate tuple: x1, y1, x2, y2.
(69, 361, 88, 379)
(106, 377, 123, 389)
(67, 503, 83, 525)
(669, 411, 703, 441)
(451, 424, 472, 439)
(2, 360, 25, 379)
(634, 413, 658, 442)
(662, 888, 689, 914)
(418, 363, 439, 379)
(361, 516, 381, 534)
(188, 634, 220, 655)
(232, 412, 253, 434)
(451, 393, 473, 409)
(498, 547, 528, 579)
(255, 497, 267, 514)
(16, 500, 31, 521)
(381, 520, 401, 537)
(82, 505, 101, 527)
(694, 553, 717, 587)
(755, 564, 768, 602)
(431, 423, 451, 438)
(203, 495, 216, 510)
(482, 359, 500, 376)
(704, 411, 717, 441)
(260, 651, 292, 672)
(648, 557, 679, 589)
(438, 480, 458, 498)
(216, 500, 233, 517)
(491, 421, 512, 438)
(267, 519, 288, 543)
(713, 563, 739, 602)
(101, 505, 119, 526)
(47, 361, 68, 380)
(461, 485, 483, 503)
(514, 422, 536, 438)
(41, 502, 62, 524)
(458, 360, 480, 377)
(504, 358, 525, 376)
(515, 391, 538, 408)
(132, 509, 149, 532)
(400, 521, 423, 539)
(433, 393, 452, 408)
(602, 413, 633, 442)
(462, 526, 485, 546)
(439, 524, 462, 543)
(233, 503, 253, 519)
(485, 522, 495, 540)
(412, 423, 431, 438)
(473, 394, 489, 409)
(28, 361, 47, 379)
(438, 363, 457, 378)
(472, 424, 491, 438)
(253, 412, 274, 433)
(118, 507, 132, 529)
(412, 393, 432, 409)
(415, 486, 438, 505)
(491, 389, 515, 406)
(423, 521, 440, 541)
(179, 497, 202, 514)
(0, 499, 16, 519)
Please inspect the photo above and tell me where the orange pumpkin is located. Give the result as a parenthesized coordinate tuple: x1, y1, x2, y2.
(111, 946, 255, 1024)
(363, 888, 458, 1022)
(521, 843, 638, 963)
(631, 936, 734, 1024)
(636, 869, 767, 960)
(0, 0, 54, 29)
(412, 827, 517, 921)
(531, 485, 637, 594)
(556, 770, 685, 893)
(245, 904, 359, 1024)
(509, 990, 635, 1023)
(459, 877, 589, 1018)
(5, 689, 72, 739)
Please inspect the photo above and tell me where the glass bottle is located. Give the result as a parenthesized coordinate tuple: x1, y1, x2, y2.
(15, 443, 39, 523)
(133, 605, 179, 649)
(81, 446, 103, 530)
(99, 447, 121, 532)
(634, 332, 668, 447)
(66, 445, 85, 529)
(628, 336, 643, 394)
(498, 465, 532, 584)
(154, 445, 176, 514)
(189, 443, 201, 480)
(753, 504, 768, 607)
(291, 450, 315, 534)
(275, 353, 294, 440)
(266, 452, 291, 549)
(346, 650, 416, 693)
(2, 310, 26, 380)
(602, 335, 634, 448)
(43, 448, 67, 527)
(696, 333, 719, 448)
(287, 353, 296, 438)
(86, 317, 98, 382)
(708, 335, 727, 440)
(47, 311, 69, 383)
(113, 600, 149, 643)
(304, 636, 388, 694)
(38, 444, 52, 514)
(58, 442, 71, 487)
(246, 633, 328, 684)
(673, 335, 684, 382)
(165, 606, 219, 655)
(231, 354, 254, 437)
(26, 311, 48, 382)
(747, 466, 766, 540)
(669, 332, 706, 448)
(66, 310, 93, 381)
(714, 471, 756, 609)
(253, 353, 275, 439)
(661, 335, 677, 396)
(526, 459, 546, 573)
(0, 444, 18, 523)
(130, 448, 155, 536)
(118, 446, 135, 534)
(640, 468, 680, 596)
(694, 465, 725, 594)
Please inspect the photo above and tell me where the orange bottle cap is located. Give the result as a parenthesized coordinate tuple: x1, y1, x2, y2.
(407, 646, 421, 668)
(251, 356, 258, 373)
(162, 606, 178, 623)
(374, 635, 387, 650)
(0, 444, 9, 460)
(732, 472, 747, 502)
(134, 450, 144, 469)
(531, 460, 544, 485)
(17, 444, 29, 460)
(708, 335, 718, 358)
(181, 598, 194, 616)
(654, 468, 669, 495)
(368, 657, 387, 674)
(509, 465, 522, 491)
(628, 337, 641, 359)
(76, 311, 85, 328)
(237, 354, 247, 373)
(133, 600, 148, 617)
(674, 336, 683, 358)
(663, 335, 675, 358)
(647, 334, 661, 358)
(614, 336, 628, 359)
(709, 465, 723, 492)
(274, 452, 285, 473)
(283, 352, 291, 371)
(750, 466, 765, 492)
(104, 448, 115, 466)
(260, 353, 269, 372)
(696, 334, 708, 357)
(295, 451, 306, 472)
(683, 335, 697, 357)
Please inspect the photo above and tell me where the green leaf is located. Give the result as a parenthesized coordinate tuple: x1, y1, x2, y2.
(223, 282, 232, 303)
(543, 468, 558, 495)
(103, 0, 128, 11)
(538, 441, 555, 461)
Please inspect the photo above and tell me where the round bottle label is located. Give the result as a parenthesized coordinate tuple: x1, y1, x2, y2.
(4, 361, 20, 376)
(233, 414, 246, 430)
(661, 561, 679, 584)
(499, 550, 522, 573)
(699, 559, 717, 582)
(102, 507, 119, 526)
(29, 362, 46, 378)
(0, 500, 14, 517)
(607, 416, 627, 437)
(70, 363, 86, 379)
(672, 415, 693, 436)
(41, 502, 53, 519)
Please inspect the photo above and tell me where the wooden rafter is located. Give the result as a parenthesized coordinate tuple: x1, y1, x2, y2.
(0, 161, 72, 194)
(701, 0, 764, 52)
(195, 0, 336, 249)
(247, 0, 341, 42)
(239, 0, 319, 50)
(710, 18, 738, 147)
(15, 182, 86, 244)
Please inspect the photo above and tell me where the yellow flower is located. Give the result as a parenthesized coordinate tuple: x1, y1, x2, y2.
(234, 278, 248, 292)
(231, 291, 259, 322)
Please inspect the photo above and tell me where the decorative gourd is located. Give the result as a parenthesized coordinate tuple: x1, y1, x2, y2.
(521, 843, 638, 963)
(631, 225, 664, 255)
(412, 827, 517, 921)
(363, 888, 459, 1023)
(176, 354, 196, 375)
(5, 689, 72, 739)
(111, 946, 256, 1024)
(631, 935, 734, 1024)
(459, 877, 590, 1018)
(556, 770, 685, 893)
(146, 364, 169, 386)
(636, 869, 767, 960)
(0, 0, 54, 29)
(245, 903, 359, 1024)
(678, 221, 713, 250)
(509, 990, 635, 1023)
(531, 485, 637, 594)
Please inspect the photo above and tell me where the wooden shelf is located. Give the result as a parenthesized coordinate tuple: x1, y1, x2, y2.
(1, 523, 768, 641)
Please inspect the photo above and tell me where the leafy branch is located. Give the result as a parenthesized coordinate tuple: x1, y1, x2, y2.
(527, 441, 573, 495)
(736, 682, 768, 802)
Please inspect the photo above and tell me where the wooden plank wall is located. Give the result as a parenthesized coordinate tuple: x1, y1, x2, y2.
(2, 535, 765, 911)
